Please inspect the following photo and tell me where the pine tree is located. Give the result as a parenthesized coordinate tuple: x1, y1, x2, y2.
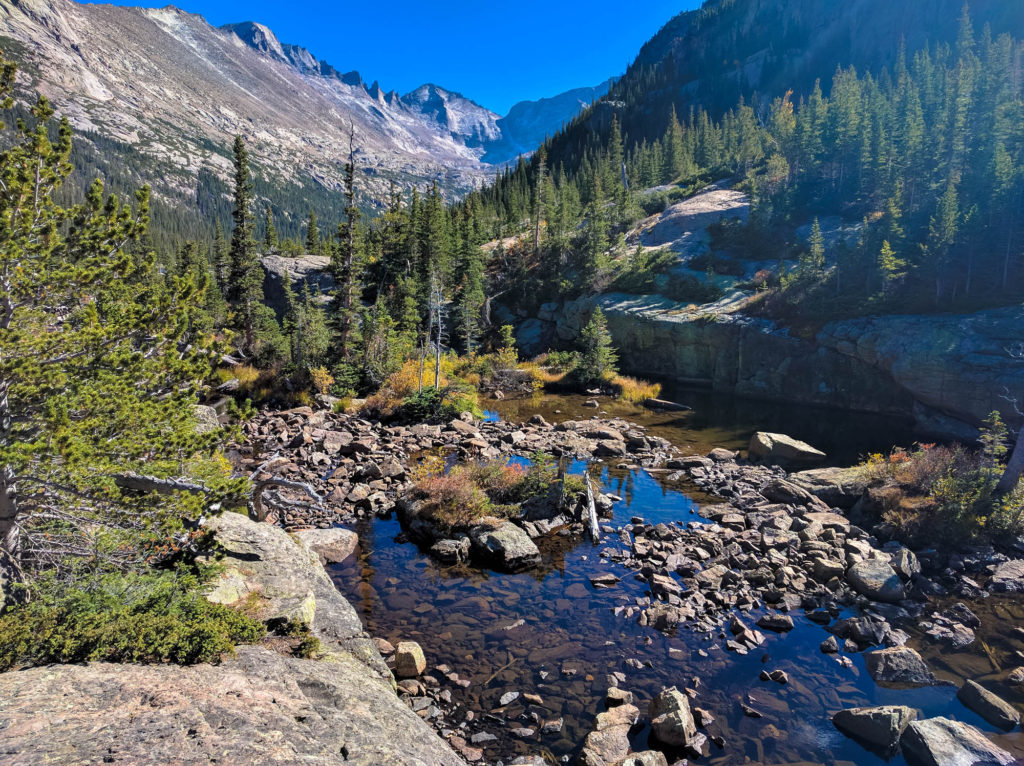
(332, 125, 363, 358)
(227, 135, 265, 355)
(577, 308, 618, 384)
(0, 63, 238, 574)
(305, 209, 320, 255)
(211, 221, 229, 292)
(263, 205, 278, 253)
(800, 218, 826, 276)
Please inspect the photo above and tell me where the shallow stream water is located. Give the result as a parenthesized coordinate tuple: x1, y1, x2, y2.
(330, 390, 1024, 764)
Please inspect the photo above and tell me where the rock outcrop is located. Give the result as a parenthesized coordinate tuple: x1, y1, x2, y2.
(515, 293, 1022, 437)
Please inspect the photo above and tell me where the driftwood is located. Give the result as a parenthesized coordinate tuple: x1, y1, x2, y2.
(584, 475, 601, 544)
(113, 473, 208, 495)
(112, 457, 324, 524)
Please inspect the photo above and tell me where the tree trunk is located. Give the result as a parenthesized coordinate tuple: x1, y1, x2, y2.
(996, 424, 1024, 496)
(0, 282, 17, 558)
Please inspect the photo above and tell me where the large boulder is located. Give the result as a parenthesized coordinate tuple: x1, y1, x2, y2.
(832, 705, 917, 750)
(957, 680, 1021, 730)
(0, 646, 465, 766)
(847, 559, 907, 603)
(469, 521, 541, 572)
(202, 512, 385, 675)
(865, 646, 941, 687)
(900, 717, 1016, 766)
(648, 686, 698, 747)
(748, 432, 826, 464)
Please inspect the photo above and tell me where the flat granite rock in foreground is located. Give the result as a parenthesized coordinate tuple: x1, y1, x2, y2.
(0, 645, 465, 766)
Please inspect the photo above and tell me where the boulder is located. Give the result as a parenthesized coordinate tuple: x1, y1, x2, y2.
(832, 705, 917, 750)
(989, 559, 1024, 593)
(847, 559, 907, 603)
(202, 512, 384, 674)
(865, 646, 941, 687)
(394, 641, 427, 678)
(469, 522, 541, 571)
(901, 717, 1016, 766)
(748, 432, 826, 464)
(294, 527, 358, 565)
(430, 537, 471, 564)
(791, 466, 868, 509)
(957, 680, 1021, 730)
(648, 686, 697, 747)
(0, 646, 464, 766)
(193, 404, 220, 433)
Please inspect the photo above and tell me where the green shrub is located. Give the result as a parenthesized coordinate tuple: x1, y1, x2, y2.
(0, 569, 264, 670)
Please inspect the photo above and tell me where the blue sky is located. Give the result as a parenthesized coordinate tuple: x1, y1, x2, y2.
(85, 0, 700, 114)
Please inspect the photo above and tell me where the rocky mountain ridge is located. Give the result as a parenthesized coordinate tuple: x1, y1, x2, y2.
(0, 0, 607, 216)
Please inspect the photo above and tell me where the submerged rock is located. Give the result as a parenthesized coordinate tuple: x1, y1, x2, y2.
(901, 717, 1016, 766)
(832, 705, 917, 750)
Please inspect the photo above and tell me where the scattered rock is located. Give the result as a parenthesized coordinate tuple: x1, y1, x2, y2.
(469, 522, 541, 571)
(294, 527, 358, 565)
(989, 560, 1024, 593)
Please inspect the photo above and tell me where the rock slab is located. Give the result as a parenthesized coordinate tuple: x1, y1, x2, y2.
(0, 646, 464, 766)
(901, 717, 1016, 766)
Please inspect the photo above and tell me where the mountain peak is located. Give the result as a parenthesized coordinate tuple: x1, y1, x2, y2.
(221, 21, 286, 62)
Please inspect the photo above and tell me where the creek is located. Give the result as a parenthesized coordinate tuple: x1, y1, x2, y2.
(329, 388, 1024, 764)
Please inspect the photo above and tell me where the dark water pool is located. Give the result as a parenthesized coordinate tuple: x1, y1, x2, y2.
(330, 455, 1024, 764)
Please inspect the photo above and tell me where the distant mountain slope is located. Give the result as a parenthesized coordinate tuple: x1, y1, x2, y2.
(548, 0, 1023, 159)
(484, 79, 614, 163)
(0, 0, 611, 240)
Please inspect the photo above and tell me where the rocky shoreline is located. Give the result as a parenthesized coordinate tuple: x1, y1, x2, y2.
(230, 402, 1024, 765)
